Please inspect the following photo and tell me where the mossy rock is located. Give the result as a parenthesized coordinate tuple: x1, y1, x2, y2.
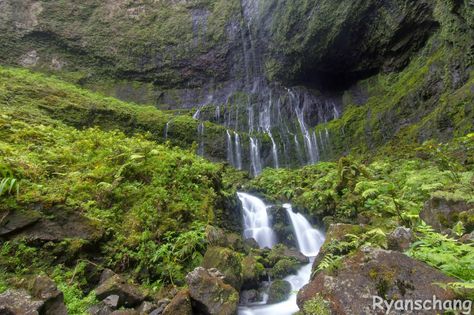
(202, 246, 242, 290)
(270, 258, 299, 279)
(241, 256, 265, 290)
(267, 280, 292, 304)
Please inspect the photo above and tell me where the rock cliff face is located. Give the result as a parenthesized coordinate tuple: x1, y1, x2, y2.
(1, 0, 472, 172)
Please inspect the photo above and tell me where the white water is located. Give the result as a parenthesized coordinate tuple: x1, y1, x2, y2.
(235, 133, 243, 170)
(238, 192, 276, 249)
(238, 193, 325, 315)
(249, 137, 262, 176)
(284, 204, 325, 257)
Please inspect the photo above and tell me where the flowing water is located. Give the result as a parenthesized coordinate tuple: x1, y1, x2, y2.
(238, 192, 277, 249)
(237, 193, 325, 315)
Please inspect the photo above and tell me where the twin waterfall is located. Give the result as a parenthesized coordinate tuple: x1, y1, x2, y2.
(237, 193, 325, 315)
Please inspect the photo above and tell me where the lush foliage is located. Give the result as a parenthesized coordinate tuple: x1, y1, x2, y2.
(0, 85, 231, 308)
(407, 223, 474, 281)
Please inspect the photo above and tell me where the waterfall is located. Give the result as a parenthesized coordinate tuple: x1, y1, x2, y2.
(238, 194, 325, 315)
(249, 137, 262, 176)
(227, 130, 236, 166)
(268, 132, 279, 168)
(235, 133, 243, 170)
(284, 204, 325, 257)
(238, 192, 276, 249)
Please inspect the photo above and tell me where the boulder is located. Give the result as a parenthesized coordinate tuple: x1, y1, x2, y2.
(202, 246, 242, 290)
(7, 210, 103, 245)
(239, 290, 261, 305)
(269, 258, 299, 279)
(0, 289, 43, 315)
(162, 289, 193, 315)
(136, 301, 156, 314)
(241, 256, 265, 290)
(100, 269, 116, 285)
(186, 267, 238, 315)
(266, 244, 308, 267)
(0, 210, 41, 237)
(88, 302, 113, 315)
(420, 195, 472, 233)
(268, 205, 297, 248)
(298, 248, 457, 314)
(31, 275, 67, 315)
(205, 226, 245, 252)
(103, 295, 119, 309)
(267, 280, 292, 304)
(311, 224, 365, 276)
(94, 275, 145, 308)
(387, 227, 414, 251)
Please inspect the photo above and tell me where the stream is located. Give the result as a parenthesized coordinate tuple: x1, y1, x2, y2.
(237, 193, 325, 315)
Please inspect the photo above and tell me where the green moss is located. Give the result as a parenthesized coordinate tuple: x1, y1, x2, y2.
(303, 294, 331, 315)
(267, 280, 292, 304)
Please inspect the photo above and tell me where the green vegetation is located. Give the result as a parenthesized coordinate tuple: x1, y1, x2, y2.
(303, 294, 331, 315)
(249, 133, 474, 289)
(0, 68, 239, 309)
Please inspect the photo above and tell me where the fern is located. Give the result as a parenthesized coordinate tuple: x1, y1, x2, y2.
(0, 163, 19, 196)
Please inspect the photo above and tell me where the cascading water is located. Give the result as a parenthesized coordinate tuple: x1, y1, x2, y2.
(238, 192, 276, 249)
(284, 204, 325, 257)
(238, 193, 325, 315)
(249, 137, 262, 176)
(174, 0, 342, 174)
(235, 133, 243, 170)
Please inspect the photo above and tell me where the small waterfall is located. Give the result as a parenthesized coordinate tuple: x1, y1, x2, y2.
(268, 132, 279, 168)
(249, 137, 262, 176)
(235, 133, 243, 170)
(239, 196, 325, 315)
(238, 192, 276, 249)
(284, 204, 325, 257)
(227, 130, 236, 166)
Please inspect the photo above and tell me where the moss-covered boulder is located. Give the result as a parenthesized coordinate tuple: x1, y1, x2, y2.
(420, 194, 473, 233)
(266, 244, 309, 267)
(202, 246, 242, 290)
(185, 267, 238, 315)
(270, 259, 300, 280)
(298, 248, 458, 314)
(241, 256, 265, 290)
(162, 289, 193, 315)
(267, 280, 292, 304)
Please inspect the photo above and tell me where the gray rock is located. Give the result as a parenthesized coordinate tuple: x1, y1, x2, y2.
(267, 280, 292, 304)
(94, 275, 145, 308)
(0, 289, 43, 315)
(0, 211, 41, 237)
(31, 276, 67, 315)
(161, 290, 192, 315)
(420, 196, 471, 233)
(185, 267, 238, 315)
(103, 295, 119, 309)
(135, 301, 156, 314)
(387, 227, 414, 251)
(298, 248, 458, 315)
(100, 269, 116, 285)
(87, 302, 113, 315)
(239, 290, 261, 305)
